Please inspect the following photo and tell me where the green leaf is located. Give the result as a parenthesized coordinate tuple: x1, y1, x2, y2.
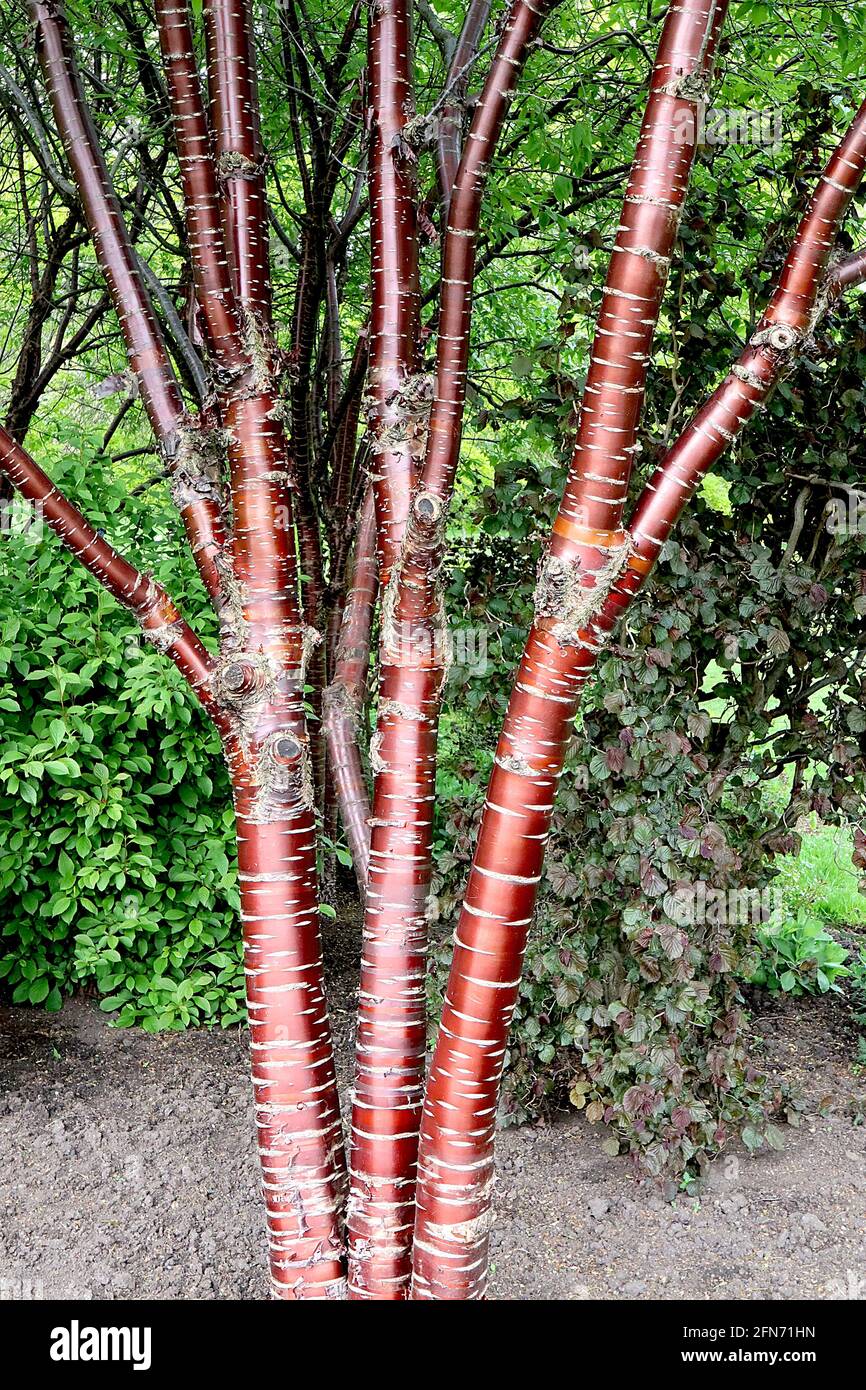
(28, 978, 50, 1004)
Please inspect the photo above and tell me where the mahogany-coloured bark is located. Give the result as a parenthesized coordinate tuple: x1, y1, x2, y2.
(623, 98, 866, 579)
(558, 0, 730, 539)
(411, 67, 866, 1303)
(344, 0, 422, 1299)
(21, 0, 865, 1312)
(202, 0, 273, 324)
(196, 6, 349, 1288)
(348, 0, 554, 1300)
(30, 0, 229, 609)
(217, 382, 348, 1299)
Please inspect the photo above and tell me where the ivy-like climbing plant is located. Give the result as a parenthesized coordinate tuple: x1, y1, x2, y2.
(1, 0, 865, 1300)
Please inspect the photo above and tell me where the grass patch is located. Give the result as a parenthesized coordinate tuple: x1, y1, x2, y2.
(773, 821, 866, 926)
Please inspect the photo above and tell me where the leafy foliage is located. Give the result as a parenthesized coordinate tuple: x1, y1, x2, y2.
(0, 440, 244, 1030)
(849, 946, 866, 1061)
(749, 914, 850, 996)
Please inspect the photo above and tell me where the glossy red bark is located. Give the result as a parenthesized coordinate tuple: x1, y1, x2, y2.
(219, 382, 348, 1298)
(348, 0, 555, 1300)
(30, 0, 229, 609)
(412, 65, 866, 1299)
(22, 0, 866, 1309)
(558, 0, 730, 539)
(202, 0, 273, 323)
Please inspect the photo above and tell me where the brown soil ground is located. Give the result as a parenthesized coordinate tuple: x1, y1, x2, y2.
(1, 951, 865, 1301)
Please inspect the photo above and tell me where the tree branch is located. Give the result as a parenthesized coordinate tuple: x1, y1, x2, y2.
(202, 0, 273, 324)
(154, 0, 247, 377)
(624, 97, 866, 587)
(828, 244, 866, 297)
(30, 0, 230, 611)
(323, 486, 377, 893)
(0, 424, 222, 724)
(349, 0, 558, 1303)
(434, 0, 492, 208)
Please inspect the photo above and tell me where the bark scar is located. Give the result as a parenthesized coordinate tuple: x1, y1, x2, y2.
(534, 538, 631, 646)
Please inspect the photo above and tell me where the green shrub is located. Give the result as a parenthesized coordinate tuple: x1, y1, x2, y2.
(0, 441, 245, 1029)
(748, 912, 850, 995)
(849, 947, 866, 1057)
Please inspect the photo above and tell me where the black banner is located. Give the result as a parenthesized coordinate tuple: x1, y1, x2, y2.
(0, 1297, 855, 1377)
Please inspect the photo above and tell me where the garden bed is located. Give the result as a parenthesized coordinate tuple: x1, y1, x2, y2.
(1, 963, 864, 1301)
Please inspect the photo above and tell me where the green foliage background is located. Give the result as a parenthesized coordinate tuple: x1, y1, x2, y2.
(0, 436, 241, 1029)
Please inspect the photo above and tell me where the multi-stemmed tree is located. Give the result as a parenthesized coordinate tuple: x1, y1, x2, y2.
(2, 0, 866, 1299)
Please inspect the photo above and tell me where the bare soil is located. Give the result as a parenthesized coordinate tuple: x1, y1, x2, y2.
(1, 950, 865, 1301)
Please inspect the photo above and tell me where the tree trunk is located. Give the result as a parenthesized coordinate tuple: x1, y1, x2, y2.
(411, 56, 866, 1305)
(30, 0, 349, 1298)
(348, 0, 555, 1299)
(411, 0, 731, 1301)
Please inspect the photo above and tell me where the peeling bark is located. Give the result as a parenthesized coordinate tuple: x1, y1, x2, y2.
(411, 35, 866, 1302)
(348, 0, 554, 1300)
(215, 349, 347, 1301)
(30, 0, 229, 610)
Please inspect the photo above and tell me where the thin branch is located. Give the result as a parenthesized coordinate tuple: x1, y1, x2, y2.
(133, 250, 208, 403)
(155, 0, 247, 375)
(434, 0, 492, 207)
(323, 486, 377, 894)
(0, 424, 221, 722)
(0, 62, 78, 204)
(30, 0, 230, 611)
